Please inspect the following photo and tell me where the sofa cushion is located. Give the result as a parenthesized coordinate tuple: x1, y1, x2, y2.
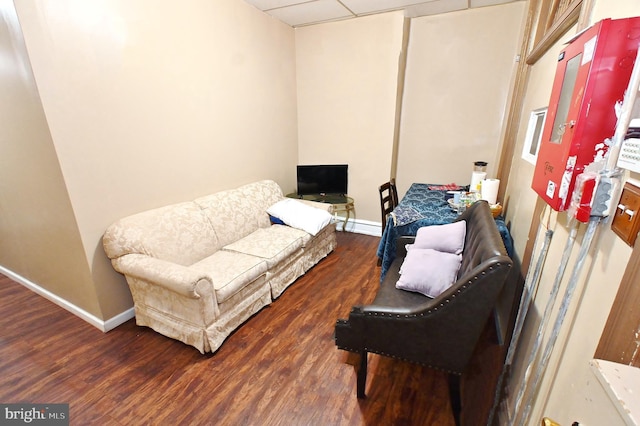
(103, 202, 218, 266)
(396, 248, 462, 298)
(412, 220, 466, 255)
(267, 199, 332, 236)
(222, 226, 305, 268)
(191, 250, 268, 304)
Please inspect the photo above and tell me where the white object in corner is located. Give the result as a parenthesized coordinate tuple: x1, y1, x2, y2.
(591, 359, 640, 425)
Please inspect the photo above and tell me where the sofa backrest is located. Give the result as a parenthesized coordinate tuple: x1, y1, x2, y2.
(194, 180, 283, 247)
(103, 180, 285, 265)
(103, 202, 219, 266)
(454, 200, 508, 278)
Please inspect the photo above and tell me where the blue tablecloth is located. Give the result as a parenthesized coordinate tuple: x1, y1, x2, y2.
(376, 183, 513, 281)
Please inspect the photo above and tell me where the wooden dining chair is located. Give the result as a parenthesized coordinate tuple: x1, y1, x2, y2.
(378, 179, 398, 234)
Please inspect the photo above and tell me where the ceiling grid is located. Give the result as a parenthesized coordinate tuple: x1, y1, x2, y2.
(244, 0, 524, 27)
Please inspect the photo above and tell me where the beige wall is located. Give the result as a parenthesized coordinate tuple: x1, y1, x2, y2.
(502, 1, 640, 424)
(396, 3, 525, 198)
(295, 4, 525, 224)
(295, 11, 405, 225)
(2, 0, 297, 323)
(0, 0, 100, 315)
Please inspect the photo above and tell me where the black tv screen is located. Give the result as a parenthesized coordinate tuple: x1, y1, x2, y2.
(297, 164, 348, 195)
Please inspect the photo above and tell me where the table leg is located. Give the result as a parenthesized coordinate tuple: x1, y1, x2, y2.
(342, 207, 351, 231)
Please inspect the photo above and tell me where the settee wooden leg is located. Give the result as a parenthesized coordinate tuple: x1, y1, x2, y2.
(357, 351, 367, 398)
(448, 374, 461, 426)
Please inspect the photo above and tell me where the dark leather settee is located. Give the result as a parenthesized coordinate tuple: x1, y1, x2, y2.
(334, 200, 512, 425)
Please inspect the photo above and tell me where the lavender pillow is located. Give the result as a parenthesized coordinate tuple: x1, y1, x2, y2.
(413, 221, 466, 255)
(396, 249, 462, 298)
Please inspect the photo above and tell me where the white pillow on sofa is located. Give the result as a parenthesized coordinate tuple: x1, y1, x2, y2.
(267, 199, 332, 236)
(396, 248, 462, 298)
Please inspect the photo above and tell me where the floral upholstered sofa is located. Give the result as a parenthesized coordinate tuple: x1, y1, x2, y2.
(103, 180, 337, 353)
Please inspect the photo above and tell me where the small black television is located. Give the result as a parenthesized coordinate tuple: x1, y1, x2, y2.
(296, 164, 348, 196)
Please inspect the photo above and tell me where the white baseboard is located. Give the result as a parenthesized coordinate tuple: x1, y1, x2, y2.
(335, 217, 383, 237)
(0, 265, 134, 332)
(103, 307, 136, 331)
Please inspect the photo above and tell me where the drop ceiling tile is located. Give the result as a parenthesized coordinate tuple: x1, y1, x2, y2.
(244, 0, 308, 11)
(245, 0, 524, 27)
(268, 0, 354, 26)
(405, 0, 468, 17)
(341, 0, 430, 16)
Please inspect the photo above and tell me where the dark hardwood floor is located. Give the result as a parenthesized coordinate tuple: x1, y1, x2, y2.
(0, 232, 505, 425)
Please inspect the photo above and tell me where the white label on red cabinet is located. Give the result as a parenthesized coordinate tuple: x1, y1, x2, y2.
(546, 181, 556, 198)
(559, 156, 577, 207)
(582, 35, 597, 66)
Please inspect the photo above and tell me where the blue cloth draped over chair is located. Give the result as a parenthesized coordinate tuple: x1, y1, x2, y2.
(376, 183, 514, 281)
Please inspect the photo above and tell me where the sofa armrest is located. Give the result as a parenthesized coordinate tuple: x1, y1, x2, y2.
(112, 253, 214, 299)
(296, 199, 335, 214)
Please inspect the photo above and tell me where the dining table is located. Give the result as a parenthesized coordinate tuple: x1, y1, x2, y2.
(376, 183, 514, 281)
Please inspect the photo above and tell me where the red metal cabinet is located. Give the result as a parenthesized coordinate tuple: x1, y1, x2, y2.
(532, 17, 640, 211)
